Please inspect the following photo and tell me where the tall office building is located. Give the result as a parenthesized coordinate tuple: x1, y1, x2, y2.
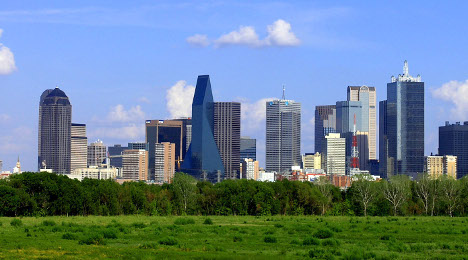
(71, 123, 87, 172)
(108, 144, 129, 168)
(181, 75, 225, 182)
(325, 133, 346, 175)
(266, 96, 301, 173)
(154, 142, 176, 183)
(424, 155, 457, 179)
(347, 86, 376, 160)
(38, 88, 72, 174)
(379, 100, 390, 178)
(315, 105, 336, 154)
(380, 61, 424, 177)
(146, 118, 191, 176)
(439, 121, 468, 179)
(122, 149, 148, 181)
(240, 137, 256, 162)
(214, 102, 241, 179)
(87, 140, 106, 167)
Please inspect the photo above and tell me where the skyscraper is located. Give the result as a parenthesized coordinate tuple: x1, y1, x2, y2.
(315, 105, 336, 154)
(154, 142, 176, 183)
(214, 102, 241, 179)
(379, 100, 390, 178)
(122, 149, 148, 181)
(380, 61, 424, 177)
(108, 144, 129, 168)
(71, 123, 87, 172)
(87, 140, 106, 167)
(181, 75, 224, 182)
(266, 94, 301, 173)
(325, 133, 346, 176)
(38, 87, 72, 174)
(439, 121, 468, 179)
(347, 86, 376, 160)
(240, 137, 256, 162)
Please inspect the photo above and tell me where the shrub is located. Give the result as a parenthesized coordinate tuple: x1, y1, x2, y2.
(380, 234, 392, 241)
(290, 239, 301, 245)
(264, 230, 275, 235)
(329, 226, 343, 233)
(274, 223, 284, 228)
(139, 243, 158, 249)
(42, 220, 56, 226)
(233, 236, 243, 242)
(313, 228, 333, 239)
(203, 218, 213, 225)
(62, 233, 79, 240)
(79, 233, 106, 245)
(303, 237, 320, 246)
(51, 226, 62, 232)
(10, 219, 23, 227)
(102, 229, 118, 239)
(308, 248, 334, 259)
(342, 249, 376, 260)
(174, 218, 195, 225)
(264, 236, 277, 243)
(159, 237, 178, 246)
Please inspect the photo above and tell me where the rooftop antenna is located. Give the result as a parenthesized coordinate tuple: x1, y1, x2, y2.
(282, 85, 286, 100)
(403, 60, 408, 76)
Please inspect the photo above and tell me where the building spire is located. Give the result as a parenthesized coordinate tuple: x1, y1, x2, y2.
(282, 85, 285, 100)
(403, 60, 409, 76)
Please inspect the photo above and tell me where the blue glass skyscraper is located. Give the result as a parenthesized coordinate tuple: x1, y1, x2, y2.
(181, 75, 225, 182)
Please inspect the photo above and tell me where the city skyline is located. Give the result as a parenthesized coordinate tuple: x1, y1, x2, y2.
(1, 1, 468, 171)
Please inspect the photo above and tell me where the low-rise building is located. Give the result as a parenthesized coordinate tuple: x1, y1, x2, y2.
(425, 155, 457, 179)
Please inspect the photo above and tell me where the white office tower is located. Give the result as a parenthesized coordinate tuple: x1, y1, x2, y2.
(325, 133, 346, 175)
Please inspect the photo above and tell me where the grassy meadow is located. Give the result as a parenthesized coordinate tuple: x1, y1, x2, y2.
(0, 216, 467, 259)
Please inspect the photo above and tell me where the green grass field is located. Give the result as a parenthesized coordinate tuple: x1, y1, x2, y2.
(0, 216, 467, 259)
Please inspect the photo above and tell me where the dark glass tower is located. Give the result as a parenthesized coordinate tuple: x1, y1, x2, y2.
(38, 87, 72, 174)
(315, 105, 336, 154)
(439, 121, 468, 179)
(382, 61, 424, 178)
(181, 75, 224, 182)
(240, 137, 256, 162)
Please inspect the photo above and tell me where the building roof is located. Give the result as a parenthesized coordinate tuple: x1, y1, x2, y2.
(41, 87, 71, 106)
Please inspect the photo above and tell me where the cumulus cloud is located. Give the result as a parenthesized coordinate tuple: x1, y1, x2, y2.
(240, 97, 276, 134)
(192, 19, 300, 48)
(0, 29, 17, 75)
(107, 104, 145, 123)
(432, 79, 468, 119)
(186, 34, 210, 47)
(89, 124, 144, 141)
(138, 96, 150, 104)
(166, 80, 195, 119)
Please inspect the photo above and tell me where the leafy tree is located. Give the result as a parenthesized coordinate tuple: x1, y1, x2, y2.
(415, 173, 432, 215)
(383, 175, 411, 216)
(316, 176, 333, 215)
(351, 174, 377, 216)
(440, 176, 460, 217)
(172, 172, 197, 214)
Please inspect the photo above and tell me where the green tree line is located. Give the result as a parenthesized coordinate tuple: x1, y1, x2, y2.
(0, 172, 467, 217)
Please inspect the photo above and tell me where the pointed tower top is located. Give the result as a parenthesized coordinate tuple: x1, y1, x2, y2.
(282, 85, 286, 100)
(403, 60, 409, 76)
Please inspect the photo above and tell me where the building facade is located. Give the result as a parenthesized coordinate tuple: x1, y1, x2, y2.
(108, 144, 129, 168)
(121, 149, 148, 181)
(181, 75, 225, 182)
(325, 133, 346, 176)
(302, 152, 321, 170)
(381, 61, 424, 177)
(71, 166, 118, 181)
(38, 88, 72, 174)
(240, 137, 256, 162)
(71, 123, 87, 172)
(266, 99, 301, 173)
(87, 140, 106, 167)
(424, 155, 457, 179)
(154, 142, 176, 183)
(241, 158, 259, 180)
(128, 142, 149, 151)
(214, 102, 241, 179)
(439, 121, 468, 179)
(315, 105, 336, 154)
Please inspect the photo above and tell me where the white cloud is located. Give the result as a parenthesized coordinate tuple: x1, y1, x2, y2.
(0, 113, 10, 122)
(186, 34, 210, 47)
(239, 97, 276, 134)
(215, 26, 262, 47)
(89, 124, 144, 141)
(0, 126, 33, 153)
(0, 29, 17, 75)
(265, 19, 300, 46)
(166, 80, 195, 119)
(432, 79, 468, 119)
(138, 96, 150, 104)
(107, 104, 145, 123)
(208, 19, 300, 48)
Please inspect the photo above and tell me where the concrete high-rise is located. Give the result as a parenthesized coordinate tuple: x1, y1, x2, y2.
(439, 121, 468, 179)
(424, 155, 457, 179)
(122, 149, 148, 181)
(108, 144, 129, 168)
(266, 96, 301, 173)
(214, 102, 241, 179)
(241, 158, 259, 180)
(380, 61, 424, 177)
(154, 142, 175, 183)
(240, 137, 256, 162)
(87, 140, 106, 167)
(181, 75, 224, 182)
(325, 133, 346, 176)
(71, 123, 87, 172)
(38, 88, 72, 174)
(347, 86, 376, 160)
(315, 105, 336, 154)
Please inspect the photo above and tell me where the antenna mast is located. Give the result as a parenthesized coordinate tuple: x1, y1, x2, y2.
(350, 114, 360, 174)
(282, 85, 285, 100)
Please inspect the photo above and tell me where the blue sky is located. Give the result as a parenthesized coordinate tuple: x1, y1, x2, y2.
(0, 0, 467, 171)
